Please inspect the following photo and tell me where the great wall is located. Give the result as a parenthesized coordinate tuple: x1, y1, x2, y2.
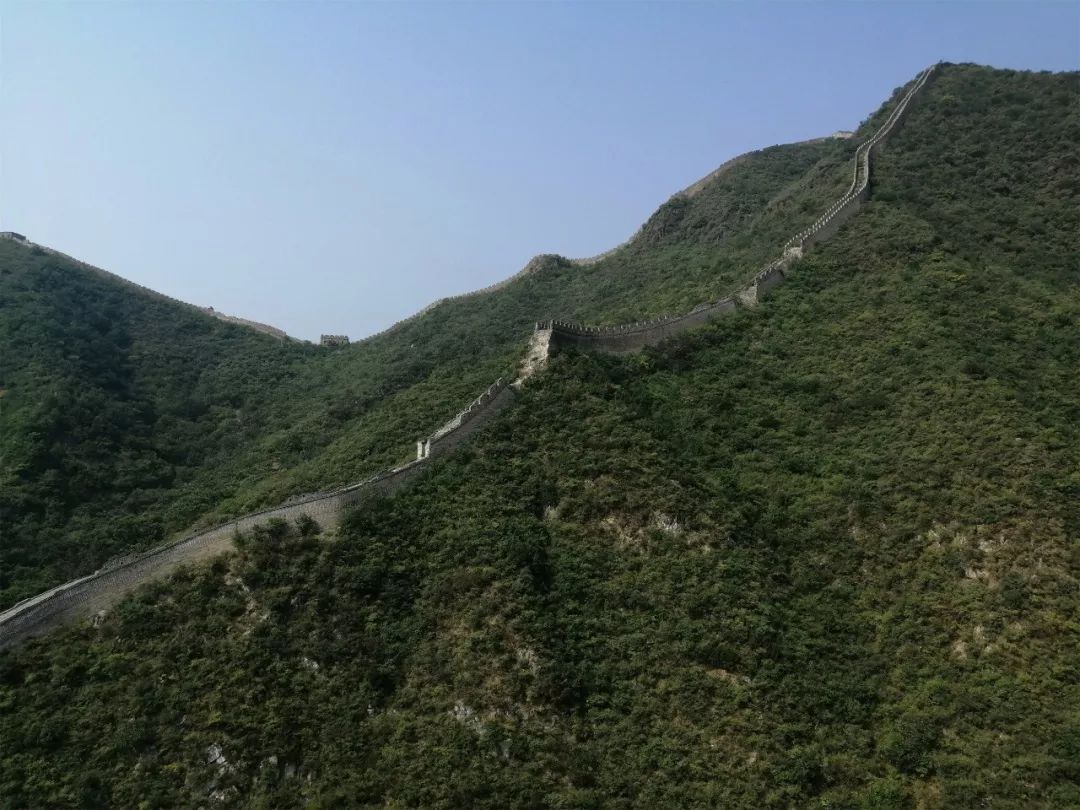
(0, 65, 936, 650)
(0, 378, 520, 649)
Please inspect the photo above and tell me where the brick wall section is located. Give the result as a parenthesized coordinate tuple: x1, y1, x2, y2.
(419, 379, 517, 459)
(543, 297, 739, 355)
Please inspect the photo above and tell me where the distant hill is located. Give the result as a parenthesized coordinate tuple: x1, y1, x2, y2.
(0, 64, 1077, 808)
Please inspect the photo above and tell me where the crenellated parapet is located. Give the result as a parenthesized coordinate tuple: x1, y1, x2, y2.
(417, 378, 515, 459)
(535, 296, 740, 357)
(780, 64, 936, 258)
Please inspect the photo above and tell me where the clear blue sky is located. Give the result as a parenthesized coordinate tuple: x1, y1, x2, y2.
(2, 2, 1077, 340)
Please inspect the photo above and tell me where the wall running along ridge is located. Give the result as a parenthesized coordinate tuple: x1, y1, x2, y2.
(0, 378, 516, 649)
(536, 64, 936, 360)
(342, 134, 851, 343)
(569, 132, 853, 267)
(0, 65, 935, 650)
(417, 379, 515, 460)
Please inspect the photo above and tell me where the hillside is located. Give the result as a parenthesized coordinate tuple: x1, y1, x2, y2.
(0, 84, 866, 608)
(0, 248, 315, 606)
(0, 63, 1078, 807)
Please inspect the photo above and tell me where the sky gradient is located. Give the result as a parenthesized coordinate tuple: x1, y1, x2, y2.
(2, 2, 1077, 340)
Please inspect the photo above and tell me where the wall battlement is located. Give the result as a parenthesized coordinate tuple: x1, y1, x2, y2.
(537, 296, 741, 356)
(417, 378, 515, 459)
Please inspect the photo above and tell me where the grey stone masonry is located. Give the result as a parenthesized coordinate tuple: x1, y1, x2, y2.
(540, 297, 739, 356)
(417, 379, 516, 459)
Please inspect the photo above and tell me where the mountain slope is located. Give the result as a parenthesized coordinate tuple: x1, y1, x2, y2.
(0, 76, 902, 607)
(0, 247, 316, 605)
(0, 63, 1077, 807)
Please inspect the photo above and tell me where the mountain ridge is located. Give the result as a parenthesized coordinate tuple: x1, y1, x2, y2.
(0, 231, 295, 341)
(0, 67, 893, 610)
(0, 66, 937, 648)
(0, 60, 1077, 808)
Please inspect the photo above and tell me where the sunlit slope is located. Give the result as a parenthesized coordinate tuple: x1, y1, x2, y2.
(220, 129, 884, 499)
(1, 65, 1076, 808)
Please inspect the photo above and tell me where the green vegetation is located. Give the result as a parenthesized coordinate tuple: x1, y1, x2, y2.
(0, 64, 1077, 807)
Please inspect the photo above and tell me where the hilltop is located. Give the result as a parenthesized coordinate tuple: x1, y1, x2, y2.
(0, 63, 1077, 807)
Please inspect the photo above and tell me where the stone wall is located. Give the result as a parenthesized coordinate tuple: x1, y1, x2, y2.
(527, 64, 937, 365)
(569, 135, 845, 266)
(419, 379, 516, 459)
(0, 379, 509, 649)
(202, 308, 290, 340)
(544, 297, 739, 356)
(783, 64, 936, 256)
(346, 135, 844, 334)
